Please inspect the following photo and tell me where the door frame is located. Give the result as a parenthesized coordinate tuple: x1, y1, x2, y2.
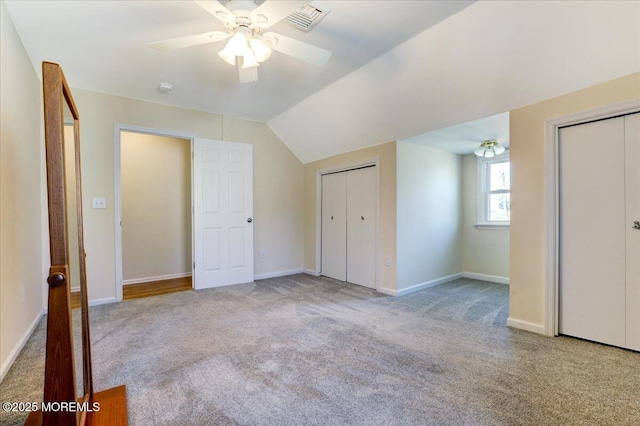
(544, 98, 640, 336)
(315, 156, 381, 291)
(114, 123, 195, 302)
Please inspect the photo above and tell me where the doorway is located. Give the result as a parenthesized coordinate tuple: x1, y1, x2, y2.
(115, 125, 195, 301)
(395, 112, 510, 297)
(115, 127, 255, 300)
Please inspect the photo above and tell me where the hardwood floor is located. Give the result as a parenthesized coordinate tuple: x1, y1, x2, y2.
(70, 291, 82, 310)
(124, 276, 192, 300)
(71, 276, 192, 309)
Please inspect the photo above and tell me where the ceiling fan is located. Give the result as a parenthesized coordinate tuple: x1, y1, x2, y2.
(150, 0, 332, 83)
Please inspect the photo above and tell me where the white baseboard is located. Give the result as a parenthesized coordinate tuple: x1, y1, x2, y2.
(396, 272, 463, 296)
(462, 272, 509, 285)
(377, 272, 462, 296)
(89, 297, 118, 307)
(123, 272, 192, 286)
(387, 273, 464, 297)
(43, 296, 118, 315)
(1, 309, 44, 383)
(254, 268, 304, 280)
(507, 317, 546, 335)
(377, 287, 397, 296)
(303, 269, 320, 277)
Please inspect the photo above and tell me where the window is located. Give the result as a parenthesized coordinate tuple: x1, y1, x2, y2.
(477, 153, 510, 228)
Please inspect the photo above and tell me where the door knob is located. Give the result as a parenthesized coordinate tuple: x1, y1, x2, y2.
(634, 221, 640, 230)
(247, 218, 252, 223)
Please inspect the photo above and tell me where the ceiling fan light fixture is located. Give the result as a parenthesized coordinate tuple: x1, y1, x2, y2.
(152, 1, 333, 83)
(220, 29, 269, 68)
(218, 46, 236, 66)
(242, 50, 259, 68)
(230, 32, 250, 55)
(250, 38, 271, 62)
(474, 146, 486, 157)
(474, 139, 506, 158)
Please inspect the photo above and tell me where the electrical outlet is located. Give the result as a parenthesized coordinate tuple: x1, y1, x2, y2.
(261, 250, 266, 258)
(20, 286, 25, 303)
(92, 197, 107, 209)
(385, 256, 391, 266)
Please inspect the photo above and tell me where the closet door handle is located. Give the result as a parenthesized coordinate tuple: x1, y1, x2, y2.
(633, 221, 640, 230)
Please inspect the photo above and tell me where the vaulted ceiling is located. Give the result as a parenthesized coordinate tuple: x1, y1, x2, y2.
(5, 1, 640, 163)
(4, 0, 472, 121)
(401, 112, 509, 156)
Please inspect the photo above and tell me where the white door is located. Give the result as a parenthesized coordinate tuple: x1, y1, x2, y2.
(558, 114, 640, 350)
(321, 172, 347, 281)
(193, 138, 253, 289)
(347, 167, 376, 288)
(625, 112, 640, 350)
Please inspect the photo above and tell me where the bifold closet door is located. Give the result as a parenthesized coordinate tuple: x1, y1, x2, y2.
(321, 172, 347, 281)
(625, 112, 640, 350)
(346, 167, 376, 288)
(559, 113, 640, 350)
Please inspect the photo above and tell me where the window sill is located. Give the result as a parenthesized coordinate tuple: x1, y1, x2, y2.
(474, 223, 510, 230)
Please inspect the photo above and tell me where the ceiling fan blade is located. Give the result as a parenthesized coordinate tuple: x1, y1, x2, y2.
(250, 1, 309, 28)
(150, 31, 230, 51)
(194, 0, 234, 23)
(262, 32, 331, 66)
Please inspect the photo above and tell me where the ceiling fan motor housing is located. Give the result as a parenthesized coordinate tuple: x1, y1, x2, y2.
(225, 0, 258, 13)
(224, 0, 268, 31)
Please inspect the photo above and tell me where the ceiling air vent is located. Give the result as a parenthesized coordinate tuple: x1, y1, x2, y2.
(285, 4, 330, 32)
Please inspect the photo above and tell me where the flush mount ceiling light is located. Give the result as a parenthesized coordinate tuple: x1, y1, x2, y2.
(150, 0, 332, 83)
(474, 139, 506, 158)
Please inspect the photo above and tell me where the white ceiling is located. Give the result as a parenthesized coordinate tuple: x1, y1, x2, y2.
(269, 1, 640, 163)
(5, 1, 640, 165)
(400, 112, 509, 155)
(3, 0, 473, 123)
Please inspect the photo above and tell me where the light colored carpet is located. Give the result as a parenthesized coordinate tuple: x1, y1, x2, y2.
(1, 275, 639, 425)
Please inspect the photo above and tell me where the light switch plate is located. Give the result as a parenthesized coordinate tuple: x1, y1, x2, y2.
(92, 197, 106, 209)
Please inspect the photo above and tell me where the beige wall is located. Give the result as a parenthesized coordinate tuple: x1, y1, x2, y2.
(396, 142, 462, 290)
(0, 1, 44, 379)
(72, 89, 303, 302)
(303, 142, 397, 291)
(510, 72, 640, 329)
(461, 154, 510, 278)
(121, 132, 191, 282)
